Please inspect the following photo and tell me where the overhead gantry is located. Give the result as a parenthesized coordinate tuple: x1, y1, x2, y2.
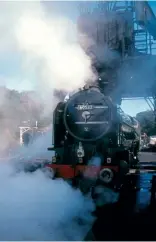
(77, 1, 156, 115)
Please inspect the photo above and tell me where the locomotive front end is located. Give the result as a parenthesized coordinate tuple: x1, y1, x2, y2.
(47, 86, 119, 188)
(47, 85, 140, 194)
(63, 86, 114, 142)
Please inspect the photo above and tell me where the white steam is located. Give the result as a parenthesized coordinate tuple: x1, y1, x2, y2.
(0, 164, 95, 240)
(0, 1, 96, 154)
(0, 2, 119, 240)
(13, 2, 95, 93)
(93, 185, 119, 207)
(0, 132, 95, 241)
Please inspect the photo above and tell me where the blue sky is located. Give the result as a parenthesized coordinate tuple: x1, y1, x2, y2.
(1, 1, 156, 117)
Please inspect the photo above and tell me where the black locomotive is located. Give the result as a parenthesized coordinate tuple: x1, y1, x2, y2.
(48, 85, 140, 188)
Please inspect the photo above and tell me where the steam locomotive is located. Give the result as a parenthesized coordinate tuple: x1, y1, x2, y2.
(47, 85, 140, 190)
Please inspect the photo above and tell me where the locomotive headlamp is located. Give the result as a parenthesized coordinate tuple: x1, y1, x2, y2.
(99, 168, 114, 184)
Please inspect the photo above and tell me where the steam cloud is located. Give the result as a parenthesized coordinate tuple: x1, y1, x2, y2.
(0, 1, 97, 129)
(0, 2, 124, 240)
(0, 132, 95, 241)
(14, 2, 95, 94)
(0, 165, 95, 240)
(0, 1, 97, 240)
(0, 1, 97, 153)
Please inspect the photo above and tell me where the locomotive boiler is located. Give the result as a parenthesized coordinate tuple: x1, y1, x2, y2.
(47, 85, 140, 189)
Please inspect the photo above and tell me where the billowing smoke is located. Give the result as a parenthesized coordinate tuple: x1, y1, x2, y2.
(16, 14, 95, 91)
(0, 1, 97, 153)
(0, 2, 98, 240)
(1, 2, 96, 93)
(0, 2, 128, 240)
(0, 131, 96, 241)
(14, 1, 96, 105)
(0, 164, 95, 240)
